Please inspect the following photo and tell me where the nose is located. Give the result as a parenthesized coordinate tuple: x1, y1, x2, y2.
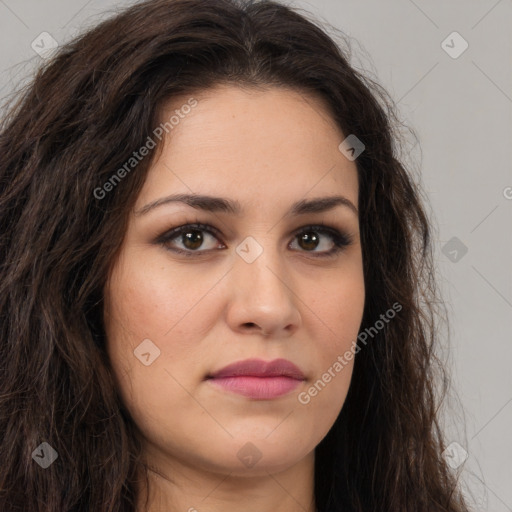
(224, 241, 302, 338)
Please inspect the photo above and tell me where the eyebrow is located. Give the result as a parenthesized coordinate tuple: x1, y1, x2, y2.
(135, 193, 358, 217)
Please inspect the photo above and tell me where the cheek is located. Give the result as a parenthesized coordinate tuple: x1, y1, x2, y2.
(302, 267, 364, 409)
(103, 250, 224, 402)
(312, 267, 365, 346)
(105, 248, 216, 344)
(103, 259, 202, 426)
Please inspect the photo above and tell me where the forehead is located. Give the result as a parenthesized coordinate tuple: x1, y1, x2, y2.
(136, 85, 359, 214)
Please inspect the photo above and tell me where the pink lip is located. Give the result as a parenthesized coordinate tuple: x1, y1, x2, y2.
(206, 358, 306, 400)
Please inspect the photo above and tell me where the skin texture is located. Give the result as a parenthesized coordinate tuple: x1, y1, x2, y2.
(104, 85, 365, 512)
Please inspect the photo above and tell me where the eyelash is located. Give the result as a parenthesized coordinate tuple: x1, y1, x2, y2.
(156, 222, 353, 258)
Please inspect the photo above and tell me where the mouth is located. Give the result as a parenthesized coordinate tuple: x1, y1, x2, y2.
(205, 358, 306, 400)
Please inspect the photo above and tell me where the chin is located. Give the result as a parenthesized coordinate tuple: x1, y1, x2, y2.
(197, 431, 316, 477)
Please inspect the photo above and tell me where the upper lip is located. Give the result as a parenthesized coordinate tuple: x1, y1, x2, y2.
(207, 358, 306, 380)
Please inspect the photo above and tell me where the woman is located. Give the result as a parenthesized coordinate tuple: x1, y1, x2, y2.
(0, 0, 470, 510)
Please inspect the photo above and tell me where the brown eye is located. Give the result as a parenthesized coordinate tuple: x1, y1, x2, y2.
(289, 225, 353, 257)
(157, 223, 225, 255)
(157, 222, 352, 258)
(297, 231, 321, 251)
(181, 229, 205, 250)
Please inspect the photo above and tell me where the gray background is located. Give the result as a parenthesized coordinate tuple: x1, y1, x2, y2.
(1, 0, 511, 509)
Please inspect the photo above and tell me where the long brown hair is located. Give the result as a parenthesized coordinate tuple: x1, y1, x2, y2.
(0, 0, 469, 510)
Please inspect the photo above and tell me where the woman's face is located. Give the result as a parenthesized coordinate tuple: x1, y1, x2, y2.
(104, 85, 365, 477)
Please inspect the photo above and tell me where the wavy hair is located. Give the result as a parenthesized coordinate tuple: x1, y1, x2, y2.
(0, 0, 469, 510)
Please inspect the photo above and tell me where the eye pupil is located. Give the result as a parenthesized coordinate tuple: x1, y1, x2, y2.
(160, 224, 346, 257)
(299, 232, 319, 251)
(183, 230, 203, 249)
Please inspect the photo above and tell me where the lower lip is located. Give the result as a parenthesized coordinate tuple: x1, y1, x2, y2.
(207, 376, 303, 399)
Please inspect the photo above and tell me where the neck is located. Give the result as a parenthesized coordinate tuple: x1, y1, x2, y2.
(135, 449, 317, 512)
